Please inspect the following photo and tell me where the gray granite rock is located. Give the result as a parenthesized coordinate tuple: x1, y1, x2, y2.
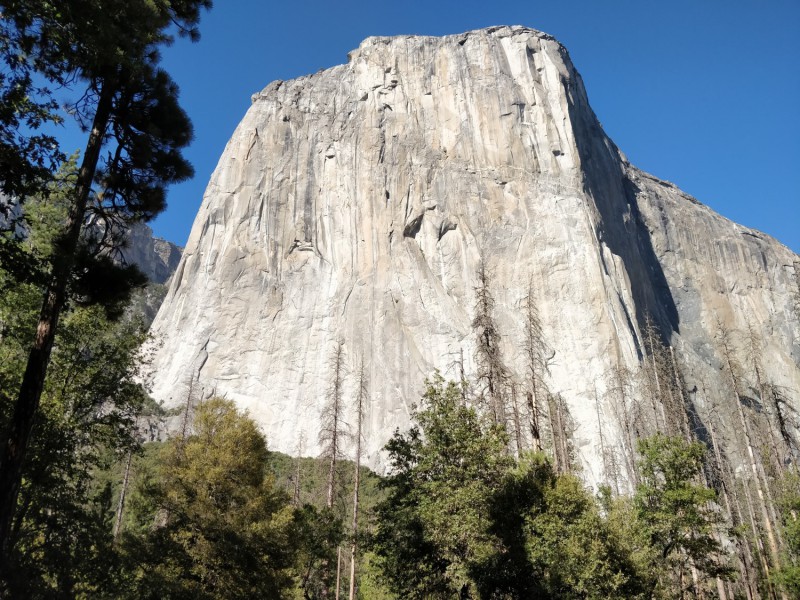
(145, 26, 799, 482)
(123, 223, 182, 285)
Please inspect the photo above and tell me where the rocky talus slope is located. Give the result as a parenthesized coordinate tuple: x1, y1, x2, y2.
(145, 26, 799, 481)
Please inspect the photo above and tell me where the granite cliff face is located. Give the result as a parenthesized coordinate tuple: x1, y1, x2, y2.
(146, 26, 799, 481)
(123, 223, 183, 285)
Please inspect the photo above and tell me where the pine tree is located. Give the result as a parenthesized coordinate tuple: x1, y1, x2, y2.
(606, 364, 641, 487)
(716, 321, 784, 589)
(348, 358, 367, 600)
(0, 6, 63, 202)
(121, 398, 297, 599)
(321, 340, 348, 510)
(521, 276, 552, 454)
(0, 170, 150, 594)
(472, 260, 508, 427)
(0, 0, 211, 563)
(373, 375, 645, 599)
(635, 434, 734, 597)
(373, 374, 514, 598)
(775, 472, 800, 597)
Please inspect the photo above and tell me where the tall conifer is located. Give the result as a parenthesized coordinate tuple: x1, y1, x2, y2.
(0, 0, 211, 565)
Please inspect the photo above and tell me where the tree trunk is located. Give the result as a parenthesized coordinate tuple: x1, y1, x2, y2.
(0, 82, 114, 562)
(668, 347, 692, 441)
(715, 573, 728, 600)
(644, 321, 666, 432)
(594, 385, 610, 486)
(325, 341, 345, 509)
(522, 279, 546, 453)
(547, 394, 561, 474)
(707, 413, 756, 600)
(510, 384, 522, 456)
(113, 450, 133, 542)
(326, 444, 338, 509)
(349, 362, 365, 600)
(742, 475, 776, 599)
(335, 546, 342, 600)
(747, 326, 784, 475)
(720, 337, 783, 581)
(293, 456, 302, 507)
(526, 391, 542, 452)
(551, 394, 570, 474)
(610, 366, 638, 487)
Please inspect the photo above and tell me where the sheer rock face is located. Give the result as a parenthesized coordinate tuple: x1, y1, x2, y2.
(146, 26, 799, 480)
(124, 223, 183, 284)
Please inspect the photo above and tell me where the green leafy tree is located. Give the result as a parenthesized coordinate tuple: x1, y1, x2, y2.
(634, 434, 734, 598)
(774, 472, 800, 596)
(0, 174, 150, 596)
(521, 466, 645, 599)
(373, 375, 513, 598)
(1, 306, 148, 597)
(373, 376, 645, 599)
(292, 504, 345, 599)
(0, 0, 210, 561)
(121, 397, 298, 599)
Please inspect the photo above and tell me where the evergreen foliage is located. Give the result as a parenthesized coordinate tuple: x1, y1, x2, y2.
(0, 0, 210, 565)
(634, 434, 734, 597)
(372, 375, 650, 599)
(119, 397, 298, 599)
(522, 468, 645, 598)
(0, 173, 150, 596)
(774, 472, 800, 596)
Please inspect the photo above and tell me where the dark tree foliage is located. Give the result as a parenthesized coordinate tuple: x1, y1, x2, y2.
(373, 375, 512, 598)
(293, 504, 345, 600)
(0, 12, 62, 203)
(0, 0, 211, 565)
(119, 398, 299, 600)
(635, 434, 735, 597)
(372, 375, 644, 599)
(0, 306, 148, 597)
(772, 472, 800, 597)
(0, 192, 150, 596)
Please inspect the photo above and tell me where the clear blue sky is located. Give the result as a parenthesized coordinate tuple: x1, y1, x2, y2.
(93, 1, 800, 251)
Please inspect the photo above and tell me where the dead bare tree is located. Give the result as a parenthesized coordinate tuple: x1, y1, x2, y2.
(667, 346, 694, 442)
(112, 450, 133, 543)
(716, 321, 785, 595)
(320, 340, 349, 510)
(291, 433, 307, 507)
(704, 393, 758, 600)
(521, 276, 553, 453)
(641, 317, 668, 432)
(509, 383, 523, 457)
(548, 392, 574, 474)
(317, 340, 350, 599)
(745, 323, 789, 478)
(348, 358, 367, 600)
(472, 260, 509, 428)
(606, 364, 640, 487)
(594, 384, 620, 493)
(767, 384, 800, 470)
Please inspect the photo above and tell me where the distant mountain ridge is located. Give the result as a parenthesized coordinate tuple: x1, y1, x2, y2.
(123, 223, 182, 285)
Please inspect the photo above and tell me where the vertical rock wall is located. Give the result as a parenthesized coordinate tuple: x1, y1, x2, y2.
(146, 27, 800, 482)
